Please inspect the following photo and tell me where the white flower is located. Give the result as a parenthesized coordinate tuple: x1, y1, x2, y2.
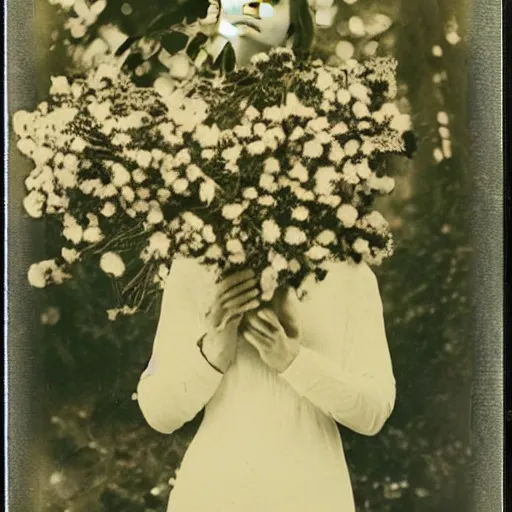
(349, 83, 370, 103)
(306, 246, 330, 261)
(88, 100, 112, 122)
(23, 190, 46, 218)
(121, 186, 135, 202)
(142, 231, 171, 262)
(344, 139, 360, 156)
(247, 141, 266, 155)
(156, 188, 171, 203)
(337, 89, 351, 105)
(260, 265, 278, 302)
(337, 204, 358, 227)
(353, 101, 371, 118)
(303, 139, 323, 159)
(172, 178, 189, 194)
(100, 252, 125, 277)
(83, 227, 103, 243)
(136, 150, 152, 169)
(289, 162, 309, 183)
(353, 238, 370, 254)
(231, 123, 250, 140)
(205, 244, 223, 260)
(62, 223, 83, 246)
(291, 206, 309, 221)
(182, 212, 204, 230)
(289, 126, 305, 141)
(316, 68, 334, 91)
(132, 169, 147, 184)
(390, 113, 412, 134)
(134, 200, 149, 213)
(341, 161, 359, 184)
(225, 162, 239, 174)
(254, 123, 266, 137)
(222, 146, 242, 163)
(222, 203, 245, 220)
(226, 239, 244, 254)
(201, 149, 215, 160)
(186, 164, 202, 182)
(437, 111, 449, 125)
(174, 149, 191, 167)
(17, 138, 36, 158)
(365, 211, 388, 230)
(262, 219, 281, 243)
(244, 106, 260, 121)
(263, 106, 282, 122)
(202, 224, 216, 243)
(70, 136, 87, 152)
(50, 76, 71, 95)
(314, 166, 338, 195)
(307, 117, 330, 133)
(263, 127, 285, 149)
(288, 259, 301, 273)
(162, 169, 179, 187)
(284, 226, 307, 245)
(264, 157, 280, 174)
(106, 305, 138, 321)
(368, 175, 395, 194)
(284, 92, 317, 118)
(269, 251, 288, 272)
(243, 187, 258, 200)
(258, 195, 276, 206)
(355, 159, 372, 179)
(147, 207, 164, 225)
(111, 163, 131, 187)
(137, 187, 151, 200)
(12, 110, 34, 138)
(199, 179, 216, 205)
(317, 230, 337, 246)
(28, 259, 69, 288)
(319, 195, 342, 208)
(112, 133, 131, 146)
(259, 173, 278, 192)
(328, 141, 345, 164)
(99, 202, 116, 217)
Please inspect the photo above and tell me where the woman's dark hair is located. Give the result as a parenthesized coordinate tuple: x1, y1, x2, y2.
(288, 0, 315, 57)
(117, 0, 315, 62)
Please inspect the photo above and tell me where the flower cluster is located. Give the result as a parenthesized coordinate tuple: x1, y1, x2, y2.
(14, 48, 413, 317)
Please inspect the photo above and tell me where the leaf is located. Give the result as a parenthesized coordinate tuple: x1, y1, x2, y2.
(186, 32, 209, 60)
(160, 31, 190, 55)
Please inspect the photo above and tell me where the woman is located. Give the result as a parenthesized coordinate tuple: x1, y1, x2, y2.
(137, 1, 396, 511)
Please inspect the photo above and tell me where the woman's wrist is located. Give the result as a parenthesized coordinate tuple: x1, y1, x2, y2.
(198, 332, 232, 374)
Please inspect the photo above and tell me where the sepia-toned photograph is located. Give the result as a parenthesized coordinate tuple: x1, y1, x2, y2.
(6, 0, 503, 511)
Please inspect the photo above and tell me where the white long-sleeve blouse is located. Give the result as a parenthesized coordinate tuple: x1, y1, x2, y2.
(137, 257, 396, 512)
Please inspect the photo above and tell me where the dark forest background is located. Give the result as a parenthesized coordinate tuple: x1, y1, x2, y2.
(15, 0, 474, 510)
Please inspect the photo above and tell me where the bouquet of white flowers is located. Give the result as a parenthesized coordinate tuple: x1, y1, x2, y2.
(14, 47, 414, 319)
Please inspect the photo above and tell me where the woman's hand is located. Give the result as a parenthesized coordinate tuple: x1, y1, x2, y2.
(242, 289, 301, 373)
(202, 269, 260, 373)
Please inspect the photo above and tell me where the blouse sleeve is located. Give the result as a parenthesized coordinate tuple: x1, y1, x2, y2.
(279, 263, 396, 436)
(137, 258, 224, 435)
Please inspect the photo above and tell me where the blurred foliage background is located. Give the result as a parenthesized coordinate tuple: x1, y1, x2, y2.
(27, 0, 473, 510)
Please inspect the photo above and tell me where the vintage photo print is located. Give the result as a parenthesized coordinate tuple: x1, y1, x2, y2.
(6, 0, 503, 511)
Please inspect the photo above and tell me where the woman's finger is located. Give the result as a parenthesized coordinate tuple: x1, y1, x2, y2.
(243, 329, 270, 352)
(247, 315, 276, 340)
(217, 298, 260, 331)
(257, 308, 283, 331)
(220, 277, 258, 305)
(223, 288, 259, 311)
(218, 269, 255, 294)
